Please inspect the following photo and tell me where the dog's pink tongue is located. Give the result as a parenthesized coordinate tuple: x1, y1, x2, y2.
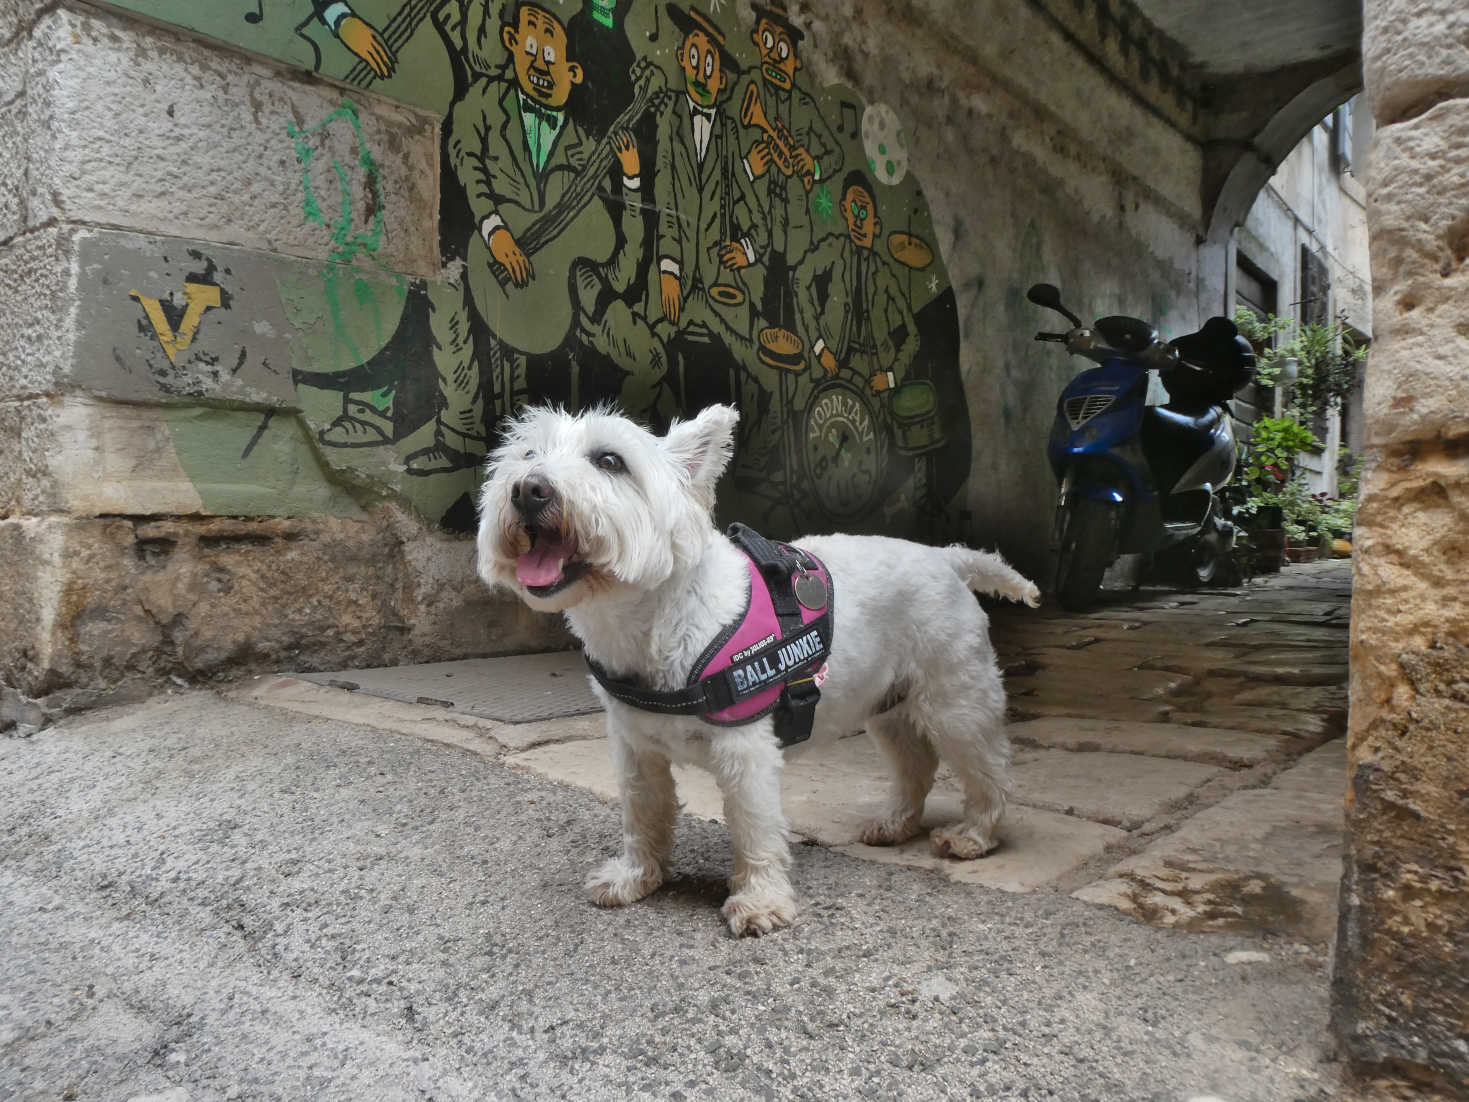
(517, 535, 573, 587)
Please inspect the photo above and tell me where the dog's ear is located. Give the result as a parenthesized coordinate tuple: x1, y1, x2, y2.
(664, 404, 739, 507)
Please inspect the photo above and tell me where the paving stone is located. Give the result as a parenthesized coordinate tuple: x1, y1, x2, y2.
(230, 676, 507, 758)
(1071, 785, 1344, 940)
(296, 653, 600, 723)
(1010, 643, 1252, 677)
(835, 796, 1127, 894)
(1007, 717, 1290, 768)
(1008, 749, 1220, 829)
(493, 713, 608, 751)
(1227, 682, 1347, 712)
(1015, 667, 1196, 702)
(508, 733, 1127, 891)
(1211, 658, 1349, 687)
(508, 737, 724, 820)
(1008, 695, 1176, 725)
(1168, 706, 1340, 741)
(1268, 739, 1346, 799)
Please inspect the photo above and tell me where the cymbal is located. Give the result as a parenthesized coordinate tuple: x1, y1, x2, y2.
(887, 231, 933, 270)
(758, 326, 805, 370)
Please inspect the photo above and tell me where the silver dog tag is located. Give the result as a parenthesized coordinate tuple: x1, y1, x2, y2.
(794, 572, 828, 611)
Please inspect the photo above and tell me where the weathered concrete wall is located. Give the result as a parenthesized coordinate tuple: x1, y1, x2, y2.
(2, 0, 1219, 708)
(803, 0, 1215, 569)
(1333, 0, 1469, 1094)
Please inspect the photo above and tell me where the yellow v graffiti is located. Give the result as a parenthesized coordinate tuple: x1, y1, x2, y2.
(129, 282, 222, 363)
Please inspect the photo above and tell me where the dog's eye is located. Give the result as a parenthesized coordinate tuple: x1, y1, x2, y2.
(523, 449, 535, 460)
(594, 451, 625, 474)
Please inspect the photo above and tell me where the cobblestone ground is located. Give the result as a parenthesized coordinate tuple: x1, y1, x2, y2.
(260, 559, 1353, 948)
(991, 559, 1350, 943)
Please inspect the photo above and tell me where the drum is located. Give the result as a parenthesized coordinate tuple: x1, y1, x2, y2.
(889, 379, 946, 456)
(801, 376, 887, 522)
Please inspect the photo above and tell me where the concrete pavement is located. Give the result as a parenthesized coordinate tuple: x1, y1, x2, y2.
(0, 561, 1354, 1100)
(264, 561, 1350, 941)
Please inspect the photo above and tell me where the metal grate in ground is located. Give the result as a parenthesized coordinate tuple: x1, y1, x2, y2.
(295, 651, 601, 723)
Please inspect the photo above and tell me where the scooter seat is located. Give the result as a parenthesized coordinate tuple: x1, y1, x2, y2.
(1147, 403, 1221, 437)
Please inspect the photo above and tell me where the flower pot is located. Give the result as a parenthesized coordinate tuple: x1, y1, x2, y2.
(1286, 543, 1321, 564)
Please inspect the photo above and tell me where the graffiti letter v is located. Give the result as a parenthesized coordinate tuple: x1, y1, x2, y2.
(130, 282, 222, 363)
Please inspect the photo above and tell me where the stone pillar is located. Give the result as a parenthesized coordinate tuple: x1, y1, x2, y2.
(1332, 0, 1469, 1094)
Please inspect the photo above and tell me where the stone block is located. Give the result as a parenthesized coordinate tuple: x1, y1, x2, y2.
(1013, 666, 1195, 703)
(1268, 739, 1346, 800)
(835, 799, 1127, 894)
(1009, 748, 1221, 829)
(1363, 0, 1469, 125)
(1364, 102, 1469, 445)
(24, 7, 438, 277)
(0, 508, 567, 703)
(229, 675, 507, 758)
(0, 399, 19, 513)
(0, 226, 76, 399)
(1073, 785, 1344, 940)
(1167, 706, 1339, 741)
(18, 397, 205, 515)
(0, 89, 23, 242)
(1007, 716, 1290, 768)
(507, 733, 1127, 892)
(1007, 694, 1176, 726)
(508, 737, 724, 820)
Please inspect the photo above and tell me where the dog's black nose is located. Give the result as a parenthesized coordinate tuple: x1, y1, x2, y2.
(511, 472, 556, 520)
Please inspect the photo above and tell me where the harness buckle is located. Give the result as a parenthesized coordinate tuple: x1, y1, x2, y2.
(774, 676, 821, 748)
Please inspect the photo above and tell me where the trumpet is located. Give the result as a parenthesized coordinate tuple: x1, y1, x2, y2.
(740, 81, 814, 192)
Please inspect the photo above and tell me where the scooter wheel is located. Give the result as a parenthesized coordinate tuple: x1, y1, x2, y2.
(1055, 498, 1120, 611)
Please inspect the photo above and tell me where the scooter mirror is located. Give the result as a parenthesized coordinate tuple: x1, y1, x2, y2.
(1026, 283, 1062, 308)
(1026, 283, 1083, 327)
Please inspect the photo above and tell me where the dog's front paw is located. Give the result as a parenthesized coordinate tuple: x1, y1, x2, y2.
(721, 888, 796, 937)
(586, 857, 663, 907)
(930, 823, 1000, 859)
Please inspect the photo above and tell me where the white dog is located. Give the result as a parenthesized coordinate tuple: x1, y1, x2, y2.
(476, 404, 1039, 936)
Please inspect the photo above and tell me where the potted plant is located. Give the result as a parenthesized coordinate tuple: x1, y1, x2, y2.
(1233, 416, 1321, 572)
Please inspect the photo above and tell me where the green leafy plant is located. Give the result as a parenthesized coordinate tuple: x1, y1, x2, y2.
(1231, 307, 1367, 424)
(1287, 316, 1366, 425)
(1233, 307, 1293, 390)
(1239, 416, 1321, 500)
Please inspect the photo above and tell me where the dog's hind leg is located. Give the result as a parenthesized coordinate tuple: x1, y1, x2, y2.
(858, 712, 938, 846)
(586, 726, 677, 908)
(917, 672, 1014, 860)
(709, 730, 795, 937)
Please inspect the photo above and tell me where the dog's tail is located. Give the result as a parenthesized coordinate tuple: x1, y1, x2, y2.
(942, 545, 1042, 607)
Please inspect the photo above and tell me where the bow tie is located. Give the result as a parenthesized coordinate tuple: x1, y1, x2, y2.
(690, 105, 716, 122)
(521, 97, 562, 127)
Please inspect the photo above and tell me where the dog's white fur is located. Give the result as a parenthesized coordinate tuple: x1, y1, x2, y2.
(476, 404, 1039, 936)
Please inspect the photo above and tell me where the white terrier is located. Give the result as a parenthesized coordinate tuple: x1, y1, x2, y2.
(476, 404, 1039, 936)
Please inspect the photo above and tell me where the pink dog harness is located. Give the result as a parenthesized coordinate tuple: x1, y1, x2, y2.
(585, 524, 834, 747)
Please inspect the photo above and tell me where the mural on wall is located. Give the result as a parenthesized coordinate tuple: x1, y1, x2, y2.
(110, 0, 971, 539)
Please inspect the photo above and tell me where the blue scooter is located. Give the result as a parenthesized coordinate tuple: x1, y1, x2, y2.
(1027, 283, 1255, 610)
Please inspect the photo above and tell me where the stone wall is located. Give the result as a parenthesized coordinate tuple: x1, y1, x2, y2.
(1333, 0, 1469, 1094)
(1, 0, 1220, 712)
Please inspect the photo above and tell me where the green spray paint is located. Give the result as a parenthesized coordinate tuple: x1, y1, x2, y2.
(287, 99, 405, 412)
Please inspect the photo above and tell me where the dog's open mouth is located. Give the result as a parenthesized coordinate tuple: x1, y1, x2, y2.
(516, 526, 589, 597)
